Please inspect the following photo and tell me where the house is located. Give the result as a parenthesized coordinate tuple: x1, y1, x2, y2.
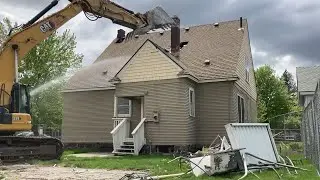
(296, 66, 320, 107)
(62, 17, 257, 155)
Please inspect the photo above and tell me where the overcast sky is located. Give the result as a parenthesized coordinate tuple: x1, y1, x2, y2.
(1, 0, 320, 79)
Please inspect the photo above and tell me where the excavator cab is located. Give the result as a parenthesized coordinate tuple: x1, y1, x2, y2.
(10, 83, 31, 114)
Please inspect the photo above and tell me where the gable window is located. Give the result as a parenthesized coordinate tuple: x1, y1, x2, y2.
(189, 87, 195, 117)
(245, 57, 250, 82)
(114, 96, 132, 117)
(238, 95, 245, 123)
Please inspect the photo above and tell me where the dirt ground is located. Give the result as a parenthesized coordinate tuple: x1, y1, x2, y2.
(0, 164, 141, 180)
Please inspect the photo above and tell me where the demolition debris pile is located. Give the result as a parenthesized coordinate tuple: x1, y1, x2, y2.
(121, 123, 309, 180)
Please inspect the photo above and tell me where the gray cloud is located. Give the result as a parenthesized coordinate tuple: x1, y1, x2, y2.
(1, 0, 320, 75)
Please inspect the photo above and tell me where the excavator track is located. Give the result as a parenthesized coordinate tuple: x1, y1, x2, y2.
(0, 136, 63, 163)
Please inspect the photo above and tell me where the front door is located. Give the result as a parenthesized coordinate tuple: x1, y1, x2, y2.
(129, 97, 143, 137)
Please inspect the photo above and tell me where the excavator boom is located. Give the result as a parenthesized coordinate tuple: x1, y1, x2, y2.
(0, 0, 174, 162)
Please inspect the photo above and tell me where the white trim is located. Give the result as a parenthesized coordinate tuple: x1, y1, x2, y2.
(141, 97, 144, 119)
(188, 87, 195, 117)
(114, 96, 132, 118)
(62, 87, 115, 93)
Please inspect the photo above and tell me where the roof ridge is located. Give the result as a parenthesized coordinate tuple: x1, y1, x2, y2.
(182, 18, 246, 29)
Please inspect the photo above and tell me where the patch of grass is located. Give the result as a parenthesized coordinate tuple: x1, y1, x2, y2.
(35, 150, 319, 180)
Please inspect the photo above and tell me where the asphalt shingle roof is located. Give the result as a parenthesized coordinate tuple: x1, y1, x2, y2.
(65, 56, 130, 90)
(297, 66, 320, 92)
(66, 19, 247, 90)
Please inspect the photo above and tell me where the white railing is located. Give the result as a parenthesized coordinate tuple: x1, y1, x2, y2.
(110, 118, 129, 152)
(132, 118, 146, 155)
(113, 119, 122, 128)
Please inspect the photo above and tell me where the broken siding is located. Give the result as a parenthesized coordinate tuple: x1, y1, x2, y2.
(235, 22, 257, 101)
(115, 78, 195, 145)
(231, 83, 257, 123)
(62, 90, 114, 143)
(195, 81, 233, 145)
(118, 41, 181, 83)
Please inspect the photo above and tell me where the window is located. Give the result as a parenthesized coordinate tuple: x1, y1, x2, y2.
(245, 57, 250, 82)
(114, 96, 132, 117)
(189, 87, 195, 117)
(238, 95, 245, 123)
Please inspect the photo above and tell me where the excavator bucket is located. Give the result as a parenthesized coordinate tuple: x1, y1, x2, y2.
(130, 6, 176, 36)
(144, 6, 175, 30)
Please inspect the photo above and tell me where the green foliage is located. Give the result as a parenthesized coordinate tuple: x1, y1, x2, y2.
(255, 65, 292, 128)
(281, 69, 297, 93)
(0, 17, 83, 129)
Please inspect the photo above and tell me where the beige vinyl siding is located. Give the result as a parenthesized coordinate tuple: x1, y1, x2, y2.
(118, 41, 181, 83)
(235, 24, 257, 101)
(195, 81, 233, 145)
(62, 90, 115, 143)
(115, 78, 195, 145)
(231, 83, 257, 123)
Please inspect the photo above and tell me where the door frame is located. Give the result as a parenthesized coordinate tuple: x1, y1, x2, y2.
(141, 97, 144, 119)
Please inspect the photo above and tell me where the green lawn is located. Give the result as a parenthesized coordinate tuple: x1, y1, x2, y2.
(35, 149, 319, 180)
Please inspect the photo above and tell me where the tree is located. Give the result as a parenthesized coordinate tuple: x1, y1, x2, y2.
(255, 65, 292, 128)
(0, 17, 83, 129)
(281, 70, 297, 93)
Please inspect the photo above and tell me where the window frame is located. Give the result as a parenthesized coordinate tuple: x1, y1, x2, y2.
(237, 94, 245, 123)
(189, 87, 196, 117)
(114, 96, 132, 118)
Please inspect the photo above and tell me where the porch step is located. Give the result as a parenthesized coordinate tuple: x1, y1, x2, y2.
(116, 147, 134, 153)
(113, 151, 135, 156)
(125, 138, 133, 142)
(120, 144, 134, 149)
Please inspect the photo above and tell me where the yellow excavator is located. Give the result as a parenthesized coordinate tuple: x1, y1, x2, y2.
(0, 0, 174, 162)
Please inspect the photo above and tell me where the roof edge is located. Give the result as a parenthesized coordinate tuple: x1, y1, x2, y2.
(62, 87, 115, 93)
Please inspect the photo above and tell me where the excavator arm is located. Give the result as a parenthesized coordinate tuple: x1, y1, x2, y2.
(0, 0, 173, 162)
(0, 0, 174, 110)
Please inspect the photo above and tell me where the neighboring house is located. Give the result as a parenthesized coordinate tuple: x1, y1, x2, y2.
(62, 17, 257, 155)
(296, 66, 320, 107)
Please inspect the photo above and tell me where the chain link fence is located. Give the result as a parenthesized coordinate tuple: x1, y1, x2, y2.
(271, 129, 301, 142)
(38, 124, 61, 139)
(301, 82, 320, 173)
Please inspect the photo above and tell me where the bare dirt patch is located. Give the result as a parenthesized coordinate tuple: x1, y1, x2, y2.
(0, 164, 140, 180)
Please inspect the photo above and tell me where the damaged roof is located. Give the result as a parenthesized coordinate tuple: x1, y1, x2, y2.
(66, 19, 248, 90)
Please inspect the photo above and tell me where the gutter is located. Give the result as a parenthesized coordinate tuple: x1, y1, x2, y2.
(62, 87, 115, 93)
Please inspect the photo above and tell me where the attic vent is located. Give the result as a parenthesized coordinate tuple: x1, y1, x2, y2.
(160, 31, 164, 35)
(135, 35, 139, 38)
(180, 41, 189, 49)
(204, 59, 210, 65)
(185, 27, 190, 32)
(102, 70, 108, 75)
(214, 23, 219, 27)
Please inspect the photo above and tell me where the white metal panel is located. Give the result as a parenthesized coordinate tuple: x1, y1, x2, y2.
(225, 123, 279, 165)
